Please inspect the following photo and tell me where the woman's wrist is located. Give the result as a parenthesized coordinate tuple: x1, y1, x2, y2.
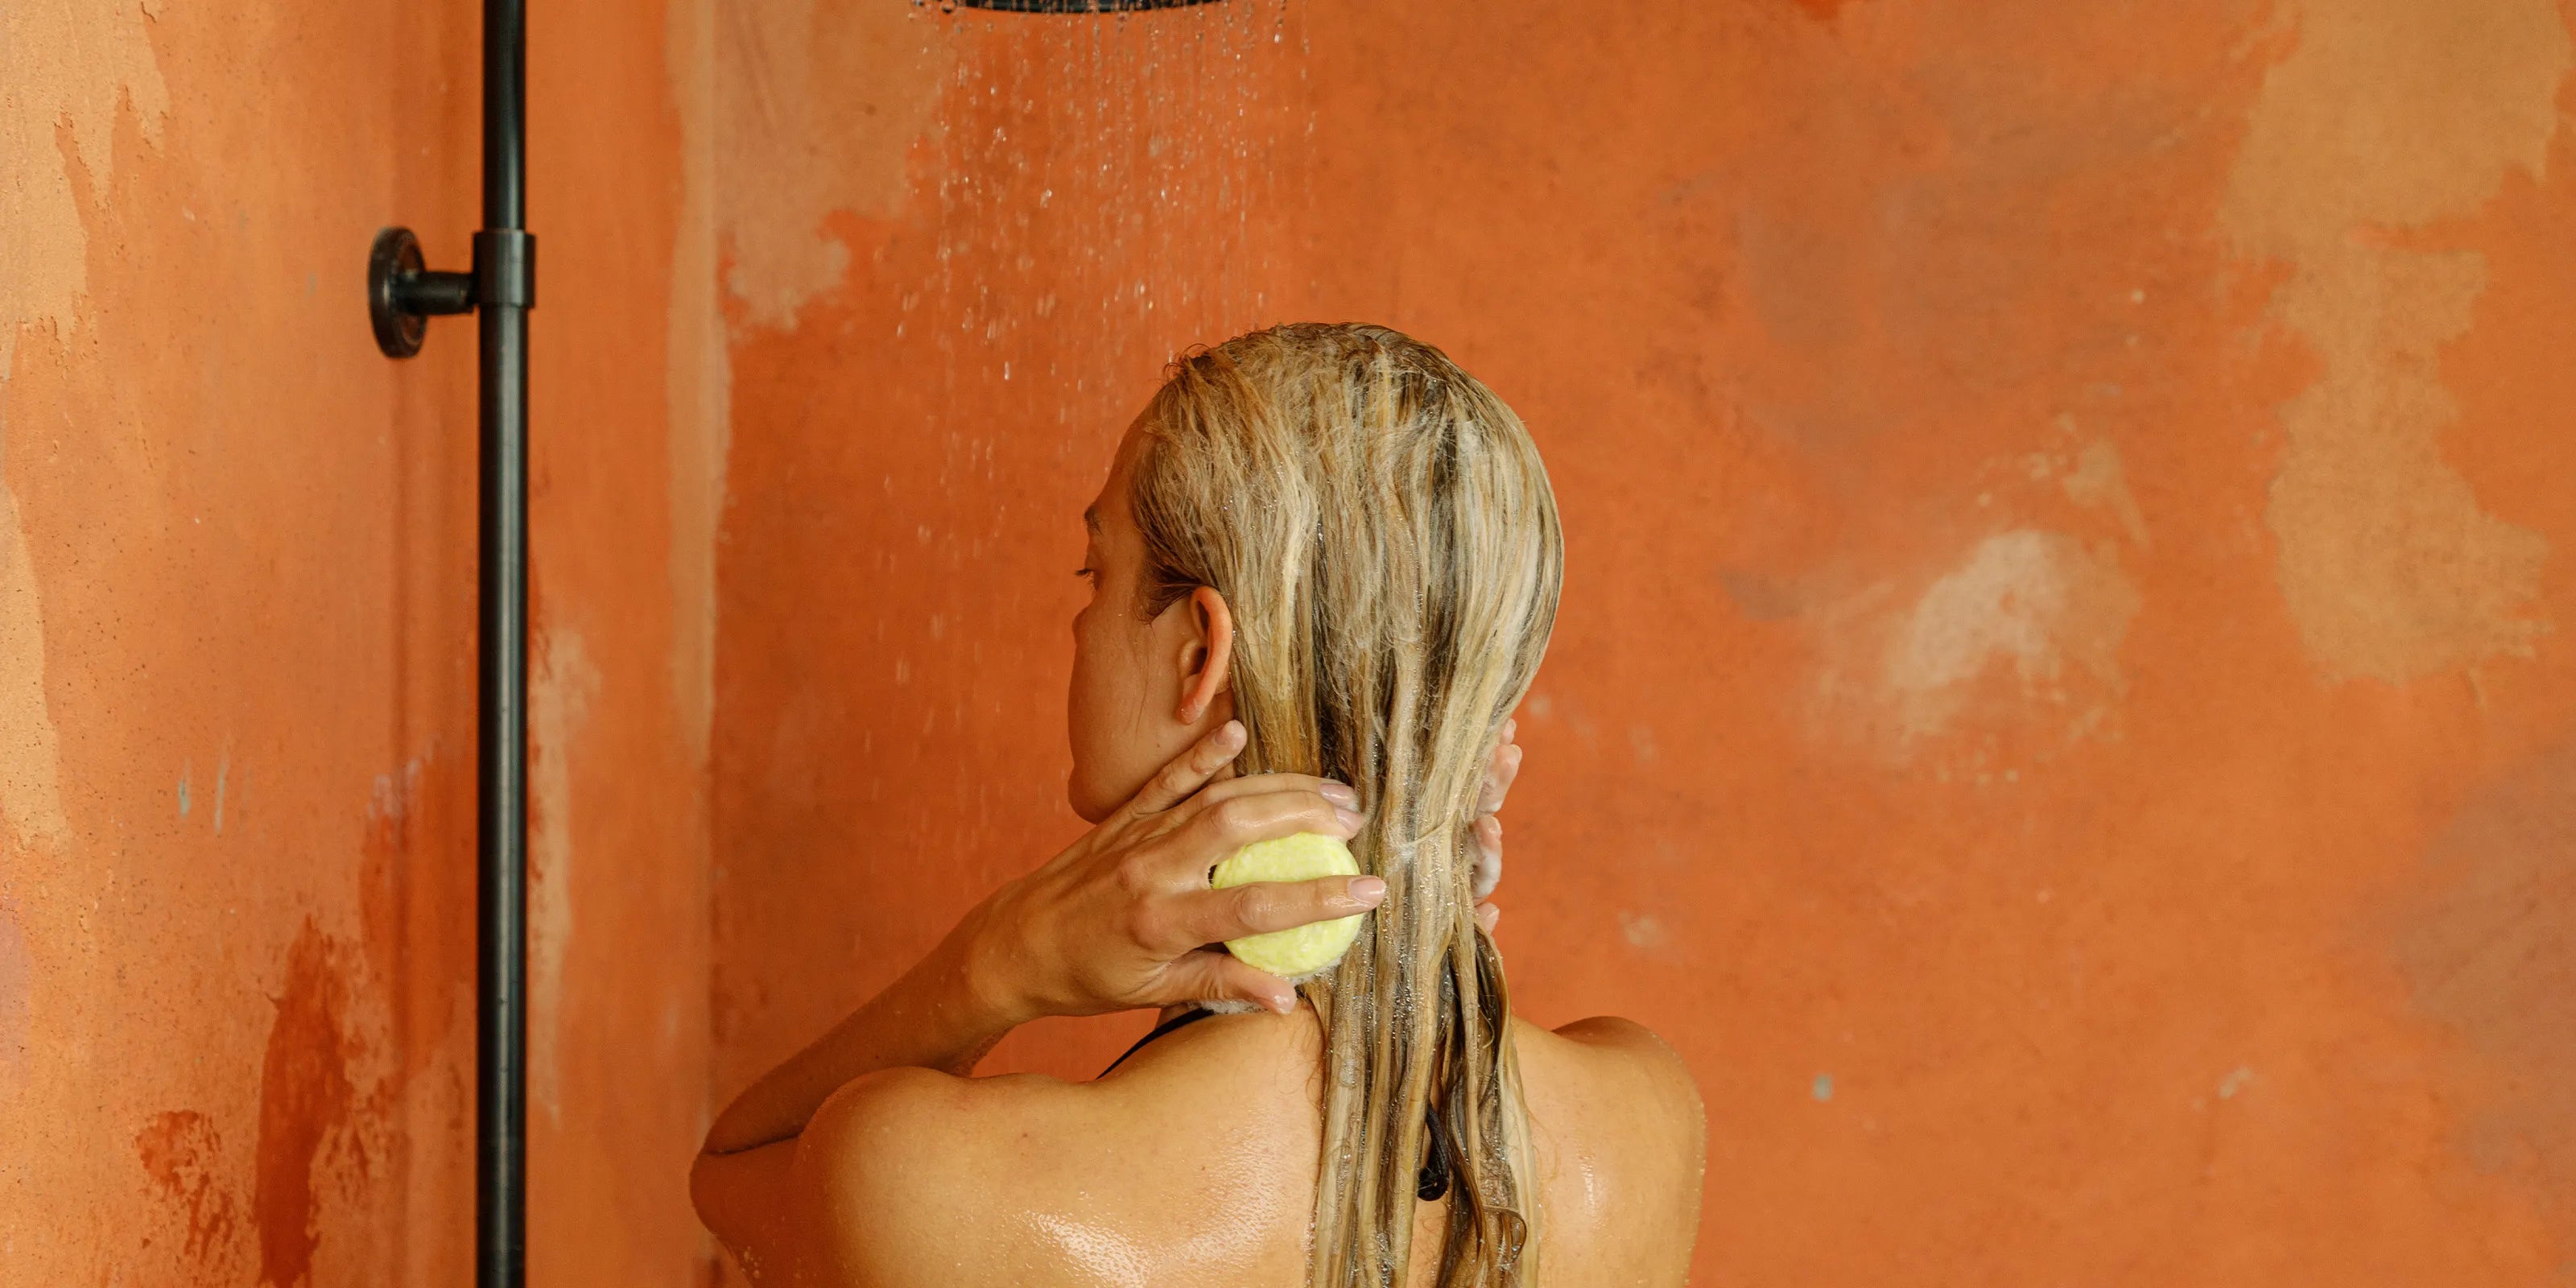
(944, 885, 1044, 1035)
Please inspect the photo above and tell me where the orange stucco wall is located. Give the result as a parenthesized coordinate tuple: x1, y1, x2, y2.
(710, 1, 2576, 1283)
(9, 0, 2575, 1284)
(0, 0, 715, 1283)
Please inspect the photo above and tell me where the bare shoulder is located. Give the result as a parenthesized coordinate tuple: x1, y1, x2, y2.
(794, 1011, 1319, 1288)
(791, 1063, 1027, 1286)
(1509, 1016, 1707, 1286)
(1516, 1013, 1703, 1122)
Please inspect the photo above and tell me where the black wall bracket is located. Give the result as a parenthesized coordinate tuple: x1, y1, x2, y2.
(368, 226, 536, 359)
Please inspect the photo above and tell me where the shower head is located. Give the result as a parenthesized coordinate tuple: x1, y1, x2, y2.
(952, 0, 1230, 10)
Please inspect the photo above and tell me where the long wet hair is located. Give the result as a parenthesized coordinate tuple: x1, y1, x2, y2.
(1130, 324, 1564, 1287)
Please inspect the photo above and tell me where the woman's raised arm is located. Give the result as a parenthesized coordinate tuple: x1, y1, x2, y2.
(696, 719, 1376, 1158)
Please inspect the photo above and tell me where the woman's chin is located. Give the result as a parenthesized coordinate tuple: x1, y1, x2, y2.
(1067, 754, 1157, 824)
(1066, 776, 1116, 824)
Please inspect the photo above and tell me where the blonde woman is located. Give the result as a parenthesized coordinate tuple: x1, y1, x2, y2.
(692, 324, 1704, 1286)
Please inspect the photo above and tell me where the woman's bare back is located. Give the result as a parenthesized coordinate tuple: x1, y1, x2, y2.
(788, 1007, 1703, 1288)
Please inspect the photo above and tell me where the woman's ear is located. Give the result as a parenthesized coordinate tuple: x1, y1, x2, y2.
(1176, 586, 1236, 725)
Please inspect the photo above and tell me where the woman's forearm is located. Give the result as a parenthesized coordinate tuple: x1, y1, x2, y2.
(700, 906, 1022, 1155)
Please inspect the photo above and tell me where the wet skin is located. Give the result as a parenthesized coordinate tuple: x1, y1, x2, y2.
(691, 427, 1706, 1285)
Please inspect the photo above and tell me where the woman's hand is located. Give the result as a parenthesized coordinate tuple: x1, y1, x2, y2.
(1472, 718, 1521, 934)
(964, 720, 1382, 1018)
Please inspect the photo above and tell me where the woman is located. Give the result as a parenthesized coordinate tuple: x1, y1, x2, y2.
(692, 324, 1704, 1286)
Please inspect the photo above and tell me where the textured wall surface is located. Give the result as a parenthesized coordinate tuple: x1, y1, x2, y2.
(709, 1, 2576, 1283)
(0, 0, 716, 1283)
(8, 0, 2575, 1284)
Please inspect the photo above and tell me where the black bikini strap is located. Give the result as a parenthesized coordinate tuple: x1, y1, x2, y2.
(1097, 1006, 1217, 1077)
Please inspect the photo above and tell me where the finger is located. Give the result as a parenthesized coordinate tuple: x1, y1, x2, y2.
(1137, 774, 1363, 846)
(1126, 721, 1247, 817)
(1476, 743, 1523, 815)
(1160, 949, 1301, 1015)
(1470, 815, 1502, 901)
(1156, 791, 1364, 881)
(1476, 902, 1501, 935)
(1166, 874, 1385, 945)
(1188, 771, 1361, 812)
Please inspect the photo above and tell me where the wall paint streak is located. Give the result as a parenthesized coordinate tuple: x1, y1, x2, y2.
(135, 1108, 243, 1269)
(530, 628, 600, 1125)
(0, 486, 68, 848)
(252, 921, 357, 1288)
(715, 0, 953, 328)
(0, 0, 169, 378)
(2222, 0, 2564, 682)
(668, 0, 727, 771)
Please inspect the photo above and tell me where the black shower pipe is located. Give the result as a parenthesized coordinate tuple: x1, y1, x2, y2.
(362, 0, 530, 1284)
(361, 2, 1269, 1282)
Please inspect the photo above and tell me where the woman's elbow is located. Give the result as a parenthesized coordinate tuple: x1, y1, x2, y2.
(687, 1149, 731, 1238)
(691, 1136, 810, 1280)
(694, 1070, 963, 1283)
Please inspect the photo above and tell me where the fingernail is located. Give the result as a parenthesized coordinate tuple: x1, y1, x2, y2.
(1504, 719, 1517, 740)
(1272, 993, 1296, 1014)
(1319, 782, 1359, 808)
(1348, 876, 1387, 904)
(1219, 720, 1246, 749)
(1334, 806, 1366, 832)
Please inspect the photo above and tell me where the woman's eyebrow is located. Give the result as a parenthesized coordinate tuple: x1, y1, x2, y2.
(1084, 505, 1101, 535)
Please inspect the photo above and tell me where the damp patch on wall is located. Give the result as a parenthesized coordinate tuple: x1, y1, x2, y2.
(2221, 0, 2563, 683)
(716, 0, 956, 330)
(0, 486, 68, 849)
(0, 0, 171, 380)
(1813, 527, 2142, 766)
(529, 628, 601, 1126)
(2388, 742, 2576, 1199)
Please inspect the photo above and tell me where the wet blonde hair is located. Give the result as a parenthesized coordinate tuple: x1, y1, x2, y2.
(1131, 323, 1564, 1287)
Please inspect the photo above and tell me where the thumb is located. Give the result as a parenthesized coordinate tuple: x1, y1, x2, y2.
(1162, 948, 1298, 1015)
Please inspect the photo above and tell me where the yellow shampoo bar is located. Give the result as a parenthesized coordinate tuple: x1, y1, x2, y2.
(1209, 832, 1367, 980)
